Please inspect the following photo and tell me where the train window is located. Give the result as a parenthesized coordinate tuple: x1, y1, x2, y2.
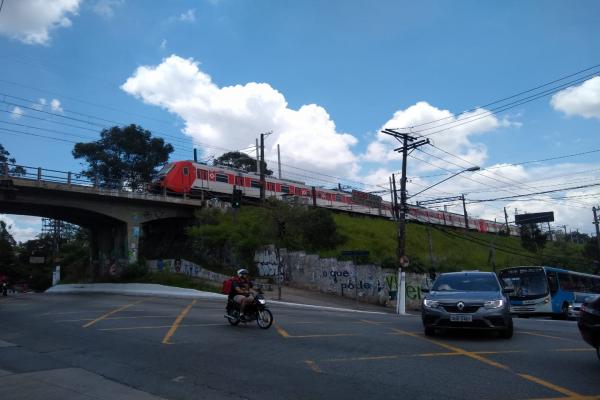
(216, 173, 229, 183)
(197, 169, 207, 179)
(281, 185, 290, 194)
(251, 180, 261, 188)
(335, 194, 341, 202)
(182, 167, 189, 176)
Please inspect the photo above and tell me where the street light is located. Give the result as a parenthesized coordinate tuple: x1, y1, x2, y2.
(408, 166, 480, 199)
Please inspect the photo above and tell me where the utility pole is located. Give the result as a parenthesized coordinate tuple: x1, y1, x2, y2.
(277, 144, 282, 179)
(382, 128, 429, 315)
(389, 176, 394, 219)
(259, 133, 266, 203)
(391, 173, 399, 220)
(504, 207, 509, 234)
(462, 194, 469, 230)
(593, 207, 600, 261)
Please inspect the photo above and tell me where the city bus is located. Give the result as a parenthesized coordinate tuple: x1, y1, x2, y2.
(498, 266, 600, 318)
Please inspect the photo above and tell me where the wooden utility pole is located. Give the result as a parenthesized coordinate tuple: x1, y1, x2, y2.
(259, 133, 265, 203)
(504, 207, 509, 234)
(462, 194, 469, 230)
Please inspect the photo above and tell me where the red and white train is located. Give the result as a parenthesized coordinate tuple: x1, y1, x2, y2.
(150, 160, 519, 236)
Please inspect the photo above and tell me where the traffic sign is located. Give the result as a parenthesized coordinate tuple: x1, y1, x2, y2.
(400, 255, 410, 268)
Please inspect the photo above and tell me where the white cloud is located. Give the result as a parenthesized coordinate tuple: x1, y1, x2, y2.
(551, 76, 600, 119)
(121, 55, 359, 177)
(92, 0, 124, 18)
(160, 39, 167, 50)
(0, 0, 80, 45)
(50, 99, 64, 112)
(179, 9, 196, 22)
(362, 101, 507, 173)
(10, 106, 24, 119)
(0, 215, 41, 243)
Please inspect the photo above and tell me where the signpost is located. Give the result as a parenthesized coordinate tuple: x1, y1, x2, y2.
(397, 256, 409, 315)
(341, 250, 370, 309)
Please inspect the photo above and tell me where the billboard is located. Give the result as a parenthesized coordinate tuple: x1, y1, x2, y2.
(351, 190, 382, 208)
(515, 212, 554, 225)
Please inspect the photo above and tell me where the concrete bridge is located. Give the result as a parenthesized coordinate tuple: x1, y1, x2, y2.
(0, 164, 202, 270)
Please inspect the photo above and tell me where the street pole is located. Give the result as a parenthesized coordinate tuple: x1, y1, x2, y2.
(504, 207, 509, 234)
(381, 128, 429, 315)
(260, 133, 265, 203)
(391, 173, 399, 220)
(593, 207, 600, 266)
(277, 144, 282, 180)
(462, 194, 469, 230)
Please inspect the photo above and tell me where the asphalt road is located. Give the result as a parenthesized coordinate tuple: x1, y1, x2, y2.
(0, 293, 599, 400)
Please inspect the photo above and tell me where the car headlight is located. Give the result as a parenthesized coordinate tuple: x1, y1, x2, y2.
(423, 299, 439, 308)
(484, 299, 504, 309)
(258, 299, 266, 305)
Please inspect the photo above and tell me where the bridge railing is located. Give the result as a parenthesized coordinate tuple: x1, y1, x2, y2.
(0, 162, 176, 201)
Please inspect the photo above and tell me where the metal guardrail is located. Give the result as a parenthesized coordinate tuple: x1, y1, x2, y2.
(1, 162, 201, 205)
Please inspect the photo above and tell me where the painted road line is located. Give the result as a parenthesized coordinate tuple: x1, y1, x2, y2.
(521, 331, 578, 342)
(390, 328, 584, 398)
(275, 324, 291, 338)
(553, 348, 595, 352)
(100, 323, 222, 332)
(274, 323, 357, 338)
(83, 299, 146, 328)
(59, 315, 172, 322)
(304, 360, 322, 373)
(518, 374, 581, 398)
(162, 299, 197, 344)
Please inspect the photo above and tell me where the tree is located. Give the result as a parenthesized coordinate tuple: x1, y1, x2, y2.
(0, 220, 17, 279)
(520, 224, 547, 253)
(214, 151, 272, 175)
(0, 143, 26, 175)
(72, 125, 174, 191)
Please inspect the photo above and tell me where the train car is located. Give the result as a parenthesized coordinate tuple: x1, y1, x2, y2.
(150, 160, 519, 236)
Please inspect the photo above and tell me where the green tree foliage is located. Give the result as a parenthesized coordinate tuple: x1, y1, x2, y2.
(0, 143, 26, 175)
(519, 224, 547, 253)
(0, 221, 17, 278)
(186, 202, 343, 272)
(214, 151, 272, 175)
(72, 125, 174, 190)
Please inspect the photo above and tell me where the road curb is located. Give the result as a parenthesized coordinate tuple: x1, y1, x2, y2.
(46, 283, 405, 315)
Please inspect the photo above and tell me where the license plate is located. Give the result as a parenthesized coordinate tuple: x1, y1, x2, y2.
(450, 314, 472, 322)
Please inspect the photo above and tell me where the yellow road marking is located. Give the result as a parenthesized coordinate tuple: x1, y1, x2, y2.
(521, 331, 577, 342)
(60, 315, 171, 322)
(518, 374, 581, 398)
(275, 324, 290, 338)
(304, 360, 322, 373)
(101, 323, 222, 331)
(391, 329, 511, 370)
(389, 328, 583, 397)
(162, 299, 197, 345)
(82, 299, 146, 328)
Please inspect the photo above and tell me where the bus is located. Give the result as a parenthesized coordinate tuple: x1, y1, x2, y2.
(498, 266, 600, 318)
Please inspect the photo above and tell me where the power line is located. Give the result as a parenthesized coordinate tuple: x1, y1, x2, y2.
(468, 182, 600, 203)
(392, 63, 600, 131)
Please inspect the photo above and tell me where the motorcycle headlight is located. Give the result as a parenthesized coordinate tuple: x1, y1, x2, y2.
(484, 299, 504, 309)
(423, 299, 439, 308)
(258, 299, 266, 305)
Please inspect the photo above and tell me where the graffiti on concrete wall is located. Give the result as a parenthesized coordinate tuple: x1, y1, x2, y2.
(254, 246, 282, 278)
(147, 259, 229, 283)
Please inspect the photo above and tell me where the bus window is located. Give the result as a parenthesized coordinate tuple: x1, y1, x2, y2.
(546, 271, 558, 294)
(558, 273, 573, 291)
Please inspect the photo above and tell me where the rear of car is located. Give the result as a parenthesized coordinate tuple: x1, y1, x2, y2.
(577, 295, 600, 361)
(421, 272, 513, 339)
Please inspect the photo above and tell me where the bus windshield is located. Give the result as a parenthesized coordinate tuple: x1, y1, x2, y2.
(499, 268, 548, 299)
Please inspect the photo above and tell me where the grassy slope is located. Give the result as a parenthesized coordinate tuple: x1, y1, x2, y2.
(321, 213, 587, 272)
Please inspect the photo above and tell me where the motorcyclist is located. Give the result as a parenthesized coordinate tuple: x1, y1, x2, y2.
(230, 269, 255, 320)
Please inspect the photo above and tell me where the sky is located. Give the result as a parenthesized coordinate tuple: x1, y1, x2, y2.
(0, 0, 599, 242)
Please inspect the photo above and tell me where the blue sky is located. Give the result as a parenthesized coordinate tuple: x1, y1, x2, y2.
(1, 0, 599, 241)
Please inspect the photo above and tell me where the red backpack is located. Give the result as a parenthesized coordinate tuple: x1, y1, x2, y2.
(221, 276, 240, 295)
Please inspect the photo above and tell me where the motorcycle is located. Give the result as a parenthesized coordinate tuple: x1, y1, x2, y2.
(225, 291, 273, 329)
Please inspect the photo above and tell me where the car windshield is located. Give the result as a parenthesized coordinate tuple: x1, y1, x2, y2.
(432, 274, 500, 292)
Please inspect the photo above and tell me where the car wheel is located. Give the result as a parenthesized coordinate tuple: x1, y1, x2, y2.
(500, 322, 513, 339)
(424, 326, 435, 336)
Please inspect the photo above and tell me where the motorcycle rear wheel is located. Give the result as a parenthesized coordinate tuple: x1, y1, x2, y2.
(256, 309, 273, 329)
